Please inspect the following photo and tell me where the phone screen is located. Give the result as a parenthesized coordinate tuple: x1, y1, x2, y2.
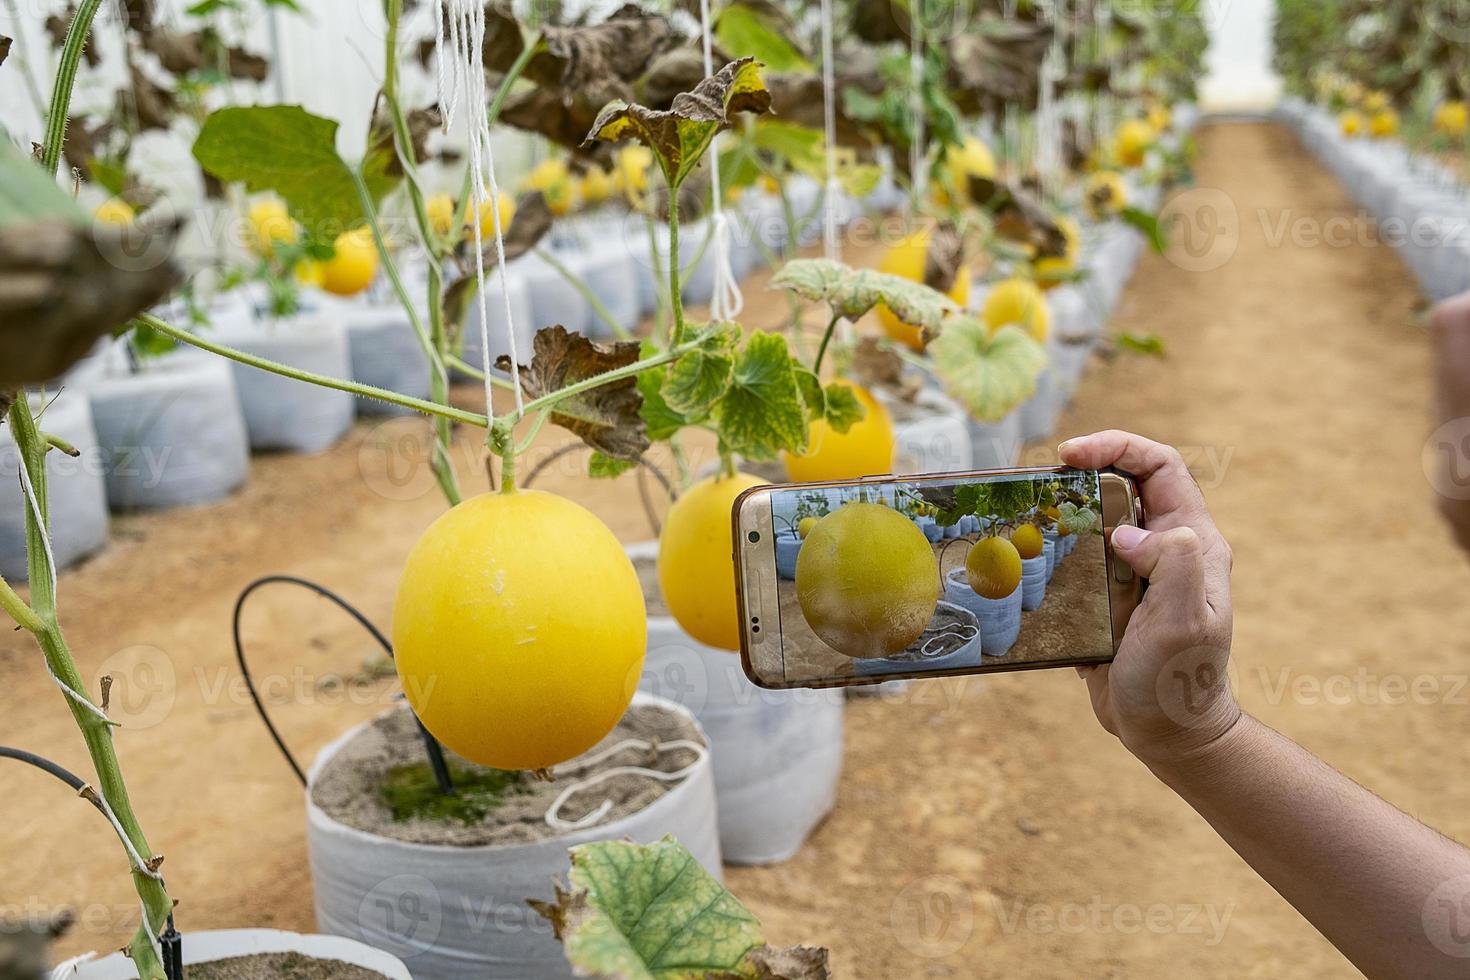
(749, 469, 1114, 686)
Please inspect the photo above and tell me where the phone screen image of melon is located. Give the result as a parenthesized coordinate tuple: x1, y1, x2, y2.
(757, 471, 1113, 685)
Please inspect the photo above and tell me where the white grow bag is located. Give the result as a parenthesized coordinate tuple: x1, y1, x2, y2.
(342, 306, 433, 416)
(885, 388, 973, 475)
(0, 392, 109, 581)
(209, 311, 356, 453)
(57, 928, 411, 979)
(87, 350, 250, 511)
(627, 542, 844, 866)
(307, 693, 720, 980)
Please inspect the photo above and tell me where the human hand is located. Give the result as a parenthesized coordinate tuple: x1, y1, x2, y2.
(1430, 294, 1470, 555)
(1058, 431, 1240, 770)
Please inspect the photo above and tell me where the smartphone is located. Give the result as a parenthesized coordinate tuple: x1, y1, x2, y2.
(732, 466, 1146, 690)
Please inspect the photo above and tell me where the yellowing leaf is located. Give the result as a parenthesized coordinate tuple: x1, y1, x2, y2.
(583, 57, 773, 190)
(931, 319, 1047, 423)
(771, 258, 958, 340)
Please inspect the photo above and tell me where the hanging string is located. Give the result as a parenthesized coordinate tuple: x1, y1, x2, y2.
(697, 0, 744, 322)
(819, 0, 840, 261)
(908, 0, 927, 207)
(1037, 0, 1063, 197)
(439, 0, 524, 420)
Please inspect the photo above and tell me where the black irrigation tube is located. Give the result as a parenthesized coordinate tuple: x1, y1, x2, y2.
(231, 575, 454, 795)
(1, 747, 184, 979)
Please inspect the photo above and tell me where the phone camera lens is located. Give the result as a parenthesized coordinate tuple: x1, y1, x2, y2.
(747, 531, 760, 543)
(752, 625, 761, 633)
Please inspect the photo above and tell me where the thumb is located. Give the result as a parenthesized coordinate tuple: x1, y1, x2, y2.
(1111, 524, 1207, 600)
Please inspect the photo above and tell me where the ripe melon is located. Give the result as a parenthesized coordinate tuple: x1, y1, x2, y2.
(796, 502, 941, 659)
(966, 536, 1022, 600)
(392, 491, 645, 772)
(784, 382, 896, 482)
(1114, 119, 1155, 168)
(982, 278, 1051, 342)
(798, 516, 818, 539)
(658, 472, 766, 651)
(1340, 111, 1364, 138)
(1436, 102, 1469, 137)
(1012, 524, 1044, 560)
(1085, 171, 1128, 219)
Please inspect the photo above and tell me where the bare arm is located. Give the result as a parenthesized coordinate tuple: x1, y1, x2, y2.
(1061, 431, 1470, 979)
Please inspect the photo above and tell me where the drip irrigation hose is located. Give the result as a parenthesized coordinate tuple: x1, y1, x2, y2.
(0, 748, 184, 980)
(231, 575, 454, 795)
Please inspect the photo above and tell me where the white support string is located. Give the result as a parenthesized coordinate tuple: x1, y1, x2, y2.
(544, 739, 709, 832)
(440, 0, 523, 419)
(819, 0, 840, 262)
(698, 0, 744, 322)
(908, 0, 927, 206)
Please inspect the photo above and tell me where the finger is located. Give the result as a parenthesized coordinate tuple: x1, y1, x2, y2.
(1058, 430, 1210, 531)
(1112, 524, 1208, 613)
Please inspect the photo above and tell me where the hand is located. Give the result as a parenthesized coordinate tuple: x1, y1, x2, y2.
(1058, 431, 1240, 769)
(1430, 294, 1470, 555)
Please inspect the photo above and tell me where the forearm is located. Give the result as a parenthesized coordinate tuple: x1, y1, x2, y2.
(1148, 714, 1470, 979)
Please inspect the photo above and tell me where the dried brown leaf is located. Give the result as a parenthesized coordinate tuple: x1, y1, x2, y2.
(923, 221, 964, 294)
(0, 36, 11, 68)
(851, 336, 920, 402)
(0, 218, 182, 387)
(966, 177, 1065, 257)
(495, 325, 649, 461)
(945, 18, 1053, 115)
(747, 944, 833, 980)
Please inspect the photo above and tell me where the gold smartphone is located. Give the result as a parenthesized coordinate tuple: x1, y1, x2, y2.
(732, 466, 1146, 690)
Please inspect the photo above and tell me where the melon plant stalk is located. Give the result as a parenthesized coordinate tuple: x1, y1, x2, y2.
(4, 402, 174, 980)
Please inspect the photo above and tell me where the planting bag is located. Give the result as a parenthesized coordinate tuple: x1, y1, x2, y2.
(945, 569, 1022, 657)
(88, 352, 250, 511)
(0, 392, 109, 581)
(307, 694, 719, 980)
(458, 269, 535, 377)
(630, 541, 844, 866)
(210, 312, 355, 453)
(343, 306, 432, 415)
(1020, 554, 1048, 612)
(967, 412, 1022, 469)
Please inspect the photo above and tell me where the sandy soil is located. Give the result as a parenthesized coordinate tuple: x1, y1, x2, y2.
(6, 122, 1470, 978)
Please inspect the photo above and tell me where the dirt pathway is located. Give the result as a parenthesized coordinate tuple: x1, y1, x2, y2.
(8, 122, 1470, 978)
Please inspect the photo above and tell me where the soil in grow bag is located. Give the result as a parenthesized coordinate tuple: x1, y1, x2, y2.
(310, 704, 703, 845)
(185, 952, 386, 980)
(889, 605, 976, 663)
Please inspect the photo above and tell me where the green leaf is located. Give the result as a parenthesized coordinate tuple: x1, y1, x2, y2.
(930, 319, 1048, 423)
(716, 2, 810, 72)
(662, 347, 732, 418)
(771, 258, 958, 339)
(637, 365, 692, 442)
(713, 330, 808, 461)
(822, 382, 865, 434)
(532, 837, 764, 980)
(583, 57, 773, 190)
(192, 105, 363, 240)
(792, 362, 823, 419)
(1115, 331, 1166, 357)
(589, 452, 638, 479)
(1120, 206, 1168, 254)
